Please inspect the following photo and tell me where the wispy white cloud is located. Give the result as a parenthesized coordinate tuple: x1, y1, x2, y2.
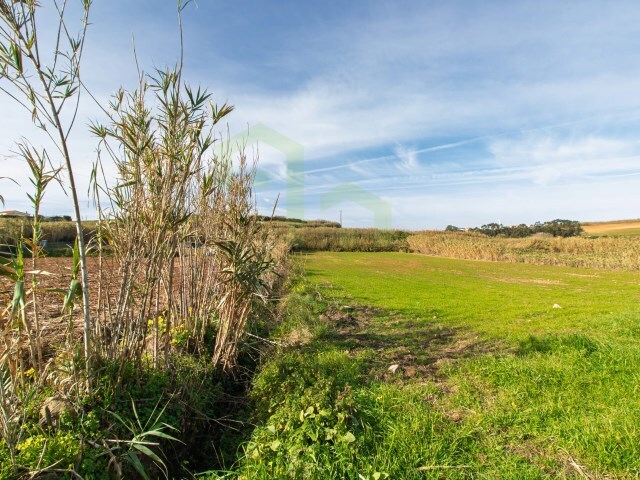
(394, 145, 419, 173)
(488, 134, 640, 185)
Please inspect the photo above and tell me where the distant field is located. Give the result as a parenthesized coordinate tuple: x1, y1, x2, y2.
(582, 218, 640, 235)
(240, 252, 640, 478)
(288, 227, 409, 252)
(408, 230, 640, 270)
(305, 252, 640, 340)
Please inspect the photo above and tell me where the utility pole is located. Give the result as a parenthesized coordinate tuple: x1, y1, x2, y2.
(339, 210, 343, 227)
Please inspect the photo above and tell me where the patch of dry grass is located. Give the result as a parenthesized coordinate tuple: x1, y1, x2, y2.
(582, 219, 640, 235)
(0, 219, 97, 246)
(408, 231, 640, 270)
(288, 227, 410, 252)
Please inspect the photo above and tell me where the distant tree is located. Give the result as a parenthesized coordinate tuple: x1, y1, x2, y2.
(511, 223, 532, 238)
(543, 219, 583, 237)
(479, 223, 504, 237)
(474, 219, 583, 238)
(445, 225, 461, 232)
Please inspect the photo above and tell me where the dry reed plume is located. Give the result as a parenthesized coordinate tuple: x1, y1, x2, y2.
(408, 231, 640, 270)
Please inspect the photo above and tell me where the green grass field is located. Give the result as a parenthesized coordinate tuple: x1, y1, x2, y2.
(233, 252, 640, 479)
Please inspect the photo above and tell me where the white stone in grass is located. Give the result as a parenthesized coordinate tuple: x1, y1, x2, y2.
(553, 304, 562, 309)
(388, 364, 400, 374)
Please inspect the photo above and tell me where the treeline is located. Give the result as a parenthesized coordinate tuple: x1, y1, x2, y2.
(40, 215, 72, 222)
(447, 219, 584, 238)
(0, 213, 72, 221)
(259, 215, 342, 228)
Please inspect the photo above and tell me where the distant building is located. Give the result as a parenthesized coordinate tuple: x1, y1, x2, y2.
(0, 210, 30, 218)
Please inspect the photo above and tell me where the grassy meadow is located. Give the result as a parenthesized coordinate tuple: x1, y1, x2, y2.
(232, 251, 640, 478)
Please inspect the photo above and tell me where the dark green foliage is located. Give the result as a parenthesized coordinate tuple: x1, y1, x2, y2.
(242, 349, 370, 479)
(517, 334, 601, 357)
(0, 351, 259, 479)
(474, 219, 584, 238)
(41, 215, 73, 222)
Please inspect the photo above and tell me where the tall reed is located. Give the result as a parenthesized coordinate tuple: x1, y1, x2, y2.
(91, 66, 279, 377)
(0, 3, 284, 473)
(0, 0, 93, 376)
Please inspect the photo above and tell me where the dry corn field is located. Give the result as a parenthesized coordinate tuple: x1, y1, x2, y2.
(408, 231, 640, 270)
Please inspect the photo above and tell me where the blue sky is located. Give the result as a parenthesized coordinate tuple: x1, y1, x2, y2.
(2, 0, 640, 228)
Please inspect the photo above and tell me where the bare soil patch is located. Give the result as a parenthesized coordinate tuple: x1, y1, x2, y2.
(1, 257, 106, 355)
(320, 303, 505, 382)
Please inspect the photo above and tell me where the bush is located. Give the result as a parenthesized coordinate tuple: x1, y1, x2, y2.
(241, 347, 368, 479)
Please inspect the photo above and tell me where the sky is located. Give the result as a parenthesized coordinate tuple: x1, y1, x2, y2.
(2, 0, 640, 229)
